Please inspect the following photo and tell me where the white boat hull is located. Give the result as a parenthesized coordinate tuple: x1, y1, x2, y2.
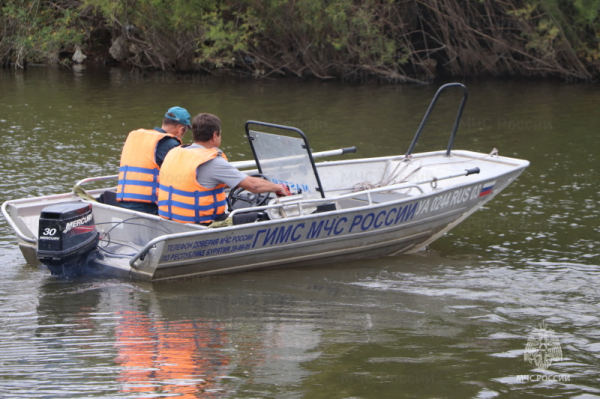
(4, 150, 528, 280)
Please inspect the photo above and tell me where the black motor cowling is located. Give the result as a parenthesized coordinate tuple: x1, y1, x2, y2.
(37, 202, 99, 276)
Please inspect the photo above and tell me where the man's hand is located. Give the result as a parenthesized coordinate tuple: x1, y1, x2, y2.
(276, 183, 292, 197)
(239, 176, 292, 196)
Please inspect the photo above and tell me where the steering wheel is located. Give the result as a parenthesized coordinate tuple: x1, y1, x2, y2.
(228, 173, 273, 211)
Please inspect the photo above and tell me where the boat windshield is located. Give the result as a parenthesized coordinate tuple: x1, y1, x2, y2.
(248, 130, 321, 198)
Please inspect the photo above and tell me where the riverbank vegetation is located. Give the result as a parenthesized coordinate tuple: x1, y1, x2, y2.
(1, 0, 599, 82)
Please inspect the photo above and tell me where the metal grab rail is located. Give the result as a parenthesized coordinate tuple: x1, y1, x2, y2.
(406, 83, 468, 157)
(72, 146, 359, 189)
(230, 147, 357, 169)
(227, 182, 425, 219)
(72, 175, 119, 193)
(1, 200, 37, 243)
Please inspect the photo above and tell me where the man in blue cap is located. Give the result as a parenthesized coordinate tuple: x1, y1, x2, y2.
(116, 106, 192, 215)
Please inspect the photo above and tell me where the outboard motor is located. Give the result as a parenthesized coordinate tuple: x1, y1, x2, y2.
(37, 202, 99, 277)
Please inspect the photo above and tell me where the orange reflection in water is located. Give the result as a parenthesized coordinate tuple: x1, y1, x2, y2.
(114, 311, 229, 398)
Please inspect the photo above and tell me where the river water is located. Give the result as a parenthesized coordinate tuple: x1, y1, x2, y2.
(0, 67, 598, 398)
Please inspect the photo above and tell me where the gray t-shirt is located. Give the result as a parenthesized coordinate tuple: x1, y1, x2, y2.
(187, 143, 247, 189)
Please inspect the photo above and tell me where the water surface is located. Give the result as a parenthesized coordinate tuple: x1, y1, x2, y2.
(0, 67, 599, 398)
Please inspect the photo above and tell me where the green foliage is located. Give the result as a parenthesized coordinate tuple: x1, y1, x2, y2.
(1, 0, 88, 66)
(192, 4, 259, 68)
(226, 0, 408, 78)
(527, 0, 600, 70)
(1, 0, 599, 79)
(572, 0, 600, 23)
(509, 4, 561, 58)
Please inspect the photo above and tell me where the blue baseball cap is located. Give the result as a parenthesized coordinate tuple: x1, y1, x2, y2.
(165, 106, 192, 129)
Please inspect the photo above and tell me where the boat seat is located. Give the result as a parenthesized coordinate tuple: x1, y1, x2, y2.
(313, 203, 337, 213)
(97, 190, 119, 206)
(233, 211, 268, 225)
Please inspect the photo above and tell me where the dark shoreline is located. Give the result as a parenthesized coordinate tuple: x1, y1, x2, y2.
(3, 62, 597, 86)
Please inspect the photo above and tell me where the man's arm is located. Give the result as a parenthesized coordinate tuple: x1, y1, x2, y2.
(238, 176, 288, 196)
(197, 157, 288, 197)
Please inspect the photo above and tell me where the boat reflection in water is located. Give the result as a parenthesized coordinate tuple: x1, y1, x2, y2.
(30, 274, 326, 397)
(114, 311, 230, 397)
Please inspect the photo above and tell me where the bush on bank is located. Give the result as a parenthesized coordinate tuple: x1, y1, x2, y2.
(1, 0, 599, 82)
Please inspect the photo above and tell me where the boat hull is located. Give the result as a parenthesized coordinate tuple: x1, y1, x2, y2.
(4, 150, 528, 281)
(128, 168, 520, 280)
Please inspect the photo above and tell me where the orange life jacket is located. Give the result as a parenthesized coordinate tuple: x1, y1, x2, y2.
(117, 129, 181, 204)
(157, 147, 228, 224)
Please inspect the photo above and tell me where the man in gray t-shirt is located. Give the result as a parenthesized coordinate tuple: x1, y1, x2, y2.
(187, 142, 248, 189)
(189, 113, 287, 198)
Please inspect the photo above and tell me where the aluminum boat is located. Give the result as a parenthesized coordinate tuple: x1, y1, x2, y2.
(2, 83, 530, 280)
